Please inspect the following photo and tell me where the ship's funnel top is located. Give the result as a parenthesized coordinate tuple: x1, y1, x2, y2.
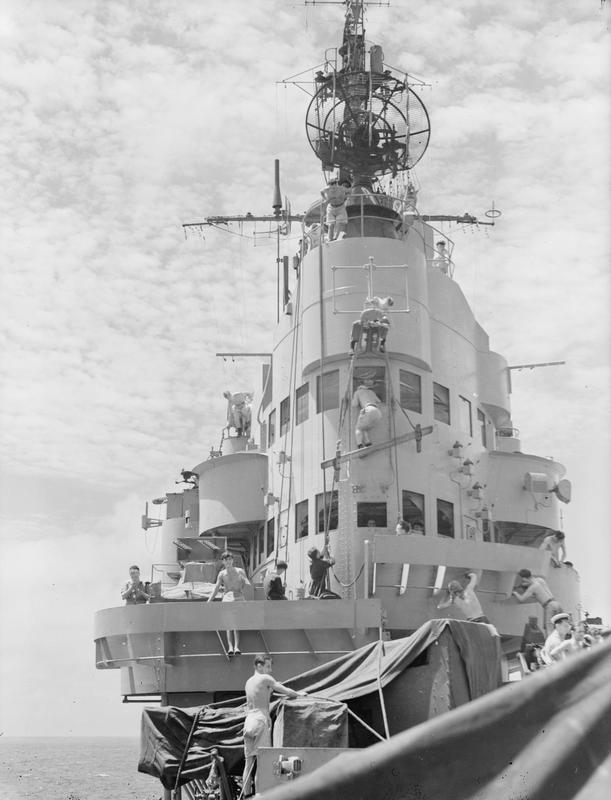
(305, 0, 430, 180)
(272, 159, 282, 217)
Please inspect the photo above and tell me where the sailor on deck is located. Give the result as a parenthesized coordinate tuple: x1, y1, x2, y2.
(432, 240, 450, 274)
(539, 531, 567, 568)
(513, 569, 563, 632)
(207, 551, 251, 655)
(121, 565, 150, 605)
(436, 571, 495, 630)
(242, 654, 306, 797)
(223, 390, 253, 437)
(321, 178, 350, 241)
(352, 381, 382, 448)
(307, 545, 336, 598)
(542, 613, 577, 663)
(263, 560, 288, 600)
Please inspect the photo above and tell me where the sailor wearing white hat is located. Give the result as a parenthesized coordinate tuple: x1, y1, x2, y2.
(543, 612, 577, 663)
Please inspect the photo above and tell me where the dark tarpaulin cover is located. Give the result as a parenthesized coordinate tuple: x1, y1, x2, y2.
(139, 619, 500, 788)
(273, 698, 349, 748)
(263, 637, 611, 800)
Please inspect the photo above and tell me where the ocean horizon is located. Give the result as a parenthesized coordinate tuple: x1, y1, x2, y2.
(0, 737, 163, 800)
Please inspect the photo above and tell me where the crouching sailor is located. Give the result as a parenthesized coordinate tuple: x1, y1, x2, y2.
(223, 390, 253, 437)
(352, 381, 382, 448)
(350, 296, 394, 354)
(242, 654, 306, 798)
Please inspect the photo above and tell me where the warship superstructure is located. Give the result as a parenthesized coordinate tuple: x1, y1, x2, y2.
(94, 0, 581, 775)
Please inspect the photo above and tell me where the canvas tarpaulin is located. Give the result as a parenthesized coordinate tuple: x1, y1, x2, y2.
(138, 619, 500, 788)
(262, 637, 611, 800)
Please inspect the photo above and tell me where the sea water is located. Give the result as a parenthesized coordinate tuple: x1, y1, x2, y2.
(0, 737, 163, 800)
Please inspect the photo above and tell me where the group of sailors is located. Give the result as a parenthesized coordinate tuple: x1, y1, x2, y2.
(206, 547, 337, 656)
(520, 613, 602, 673)
(121, 555, 603, 686)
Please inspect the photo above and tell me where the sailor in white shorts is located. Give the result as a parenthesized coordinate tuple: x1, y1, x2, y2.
(242, 654, 306, 797)
(352, 382, 382, 448)
(207, 551, 250, 655)
(321, 178, 350, 240)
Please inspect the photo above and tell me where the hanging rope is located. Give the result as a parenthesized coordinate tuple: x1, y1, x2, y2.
(383, 351, 403, 518)
(319, 346, 357, 594)
(337, 353, 356, 445)
(278, 263, 303, 564)
(317, 204, 333, 561)
(255, 364, 272, 426)
(332, 560, 365, 589)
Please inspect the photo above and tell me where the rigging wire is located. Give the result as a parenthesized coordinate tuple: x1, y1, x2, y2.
(317, 206, 331, 554)
(237, 230, 247, 350)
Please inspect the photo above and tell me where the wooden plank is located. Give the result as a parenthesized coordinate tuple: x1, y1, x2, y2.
(321, 426, 434, 470)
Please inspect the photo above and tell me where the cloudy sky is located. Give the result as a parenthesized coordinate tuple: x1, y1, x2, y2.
(0, 0, 609, 738)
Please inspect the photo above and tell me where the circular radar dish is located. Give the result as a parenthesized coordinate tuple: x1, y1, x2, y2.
(306, 70, 430, 177)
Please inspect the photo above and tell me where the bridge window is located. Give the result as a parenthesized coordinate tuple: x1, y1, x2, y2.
(268, 409, 276, 445)
(316, 369, 340, 412)
(257, 525, 265, 564)
(399, 370, 422, 413)
(353, 366, 386, 402)
(437, 499, 455, 538)
(477, 409, 487, 447)
(295, 383, 309, 425)
(401, 490, 425, 532)
(357, 501, 387, 528)
(433, 382, 450, 424)
(266, 517, 275, 556)
(280, 396, 290, 436)
(295, 499, 309, 541)
(459, 395, 472, 436)
(316, 490, 338, 533)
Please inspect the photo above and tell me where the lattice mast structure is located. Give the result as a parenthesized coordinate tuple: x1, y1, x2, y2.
(305, 0, 430, 186)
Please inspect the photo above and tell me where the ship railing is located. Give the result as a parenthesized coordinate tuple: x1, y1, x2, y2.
(302, 192, 458, 274)
(423, 221, 456, 278)
(496, 426, 520, 438)
(302, 191, 405, 249)
(330, 259, 410, 316)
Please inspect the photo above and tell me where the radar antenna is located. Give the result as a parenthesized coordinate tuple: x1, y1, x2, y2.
(305, 0, 430, 182)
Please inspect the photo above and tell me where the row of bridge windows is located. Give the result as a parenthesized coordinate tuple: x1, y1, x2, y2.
(255, 490, 458, 565)
(292, 491, 455, 540)
(264, 367, 488, 448)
